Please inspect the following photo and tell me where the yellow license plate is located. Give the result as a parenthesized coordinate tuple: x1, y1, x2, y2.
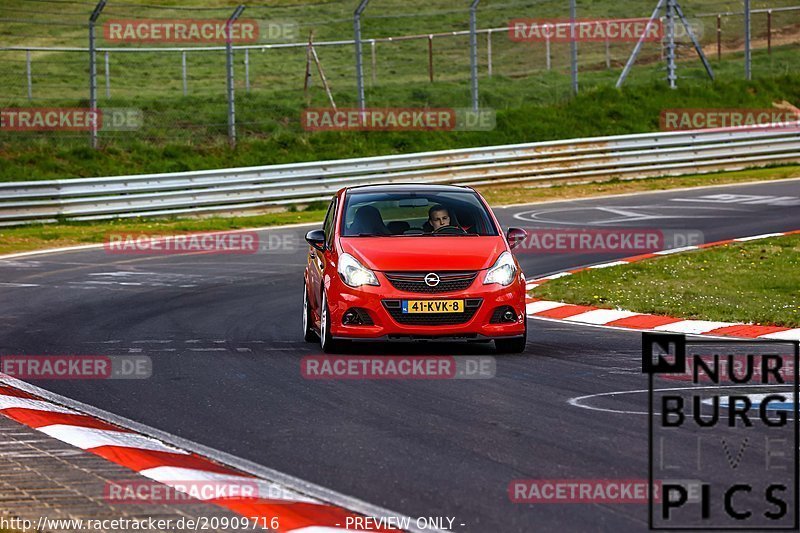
(402, 300, 464, 314)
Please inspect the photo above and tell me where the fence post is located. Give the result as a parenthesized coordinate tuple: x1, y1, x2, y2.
(470, 0, 480, 111)
(428, 35, 434, 83)
(487, 29, 493, 77)
(744, 0, 751, 80)
(666, 0, 676, 89)
(546, 32, 551, 70)
(26, 50, 32, 101)
(226, 5, 246, 149)
(569, 0, 578, 94)
(88, 0, 107, 150)
(605, 37, 610, 69)
(104, 51, 110, 98)
(370, 39, 377, 85)
(767, 9, 772, 55)
(245, 48, 250, 93)
(182, 51, 188, 96)
(716, 14, 721, 61)
(354, 0, 370, 111)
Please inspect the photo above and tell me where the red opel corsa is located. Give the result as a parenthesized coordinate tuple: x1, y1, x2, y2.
(302, 184, 529, 353)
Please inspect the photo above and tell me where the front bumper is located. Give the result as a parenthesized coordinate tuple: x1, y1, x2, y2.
(327, 271, 526, 340)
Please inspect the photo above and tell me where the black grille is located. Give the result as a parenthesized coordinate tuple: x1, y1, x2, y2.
(382, 299, 482, 325)
(384, 271, 478, 294)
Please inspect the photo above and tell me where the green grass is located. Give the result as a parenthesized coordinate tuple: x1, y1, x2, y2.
(0, 207, 328, 255)
(1, 1, 799, 180)
(2, 164, 798, 255)
(532, 234, 800, 328)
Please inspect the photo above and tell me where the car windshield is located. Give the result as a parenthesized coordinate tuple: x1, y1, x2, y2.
(341, 190, 499, 237)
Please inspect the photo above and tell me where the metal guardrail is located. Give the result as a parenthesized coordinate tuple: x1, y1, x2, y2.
(1, 125, 799, 226)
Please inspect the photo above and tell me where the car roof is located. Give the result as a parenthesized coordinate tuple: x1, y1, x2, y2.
(345, 183, 474, 194)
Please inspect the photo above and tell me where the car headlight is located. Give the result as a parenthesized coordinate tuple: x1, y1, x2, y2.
(483, 251, 517, 286)
(338, 253, 379, 288)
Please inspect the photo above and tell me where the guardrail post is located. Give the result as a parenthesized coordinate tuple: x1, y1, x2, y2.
(354, 0, 370, 110)
(89, 0, 107, 150)
(226, 5, 246, 149)
(470, 0, 480, 111)
(744, 0, 751, 80)
(26, 50, 32, 101)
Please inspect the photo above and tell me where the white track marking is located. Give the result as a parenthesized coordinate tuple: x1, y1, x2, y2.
(652, 246, 699, 255)
(759, 329, 800, 341)
(526, 301, 568, 314)
(39, 425, 189, 454)
(734, 232, 786, 241)
(138, 466, 317, 503)
(653, 320, 734, 334)
(568, 384, 794, 415)
(0, 395, 77, 414)
(587, 261, 630, 269)
(566, 309, 641, 325)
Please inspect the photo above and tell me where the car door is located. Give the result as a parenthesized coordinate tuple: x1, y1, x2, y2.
(308, 198, 336, 326)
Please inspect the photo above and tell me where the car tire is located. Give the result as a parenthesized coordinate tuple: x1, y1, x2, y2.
(495, 320, 527, 354)
(302, 280, 318, 343)
(320, 291, 345, 354)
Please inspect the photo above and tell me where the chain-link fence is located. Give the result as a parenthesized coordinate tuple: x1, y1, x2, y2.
(1, 0, 799, 150)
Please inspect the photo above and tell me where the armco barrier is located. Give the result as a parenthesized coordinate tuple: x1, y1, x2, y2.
(1, 125, 798, 225)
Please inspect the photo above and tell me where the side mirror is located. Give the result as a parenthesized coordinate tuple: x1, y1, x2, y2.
(506, 227, 527, 250)
(305, 229, 326, 252)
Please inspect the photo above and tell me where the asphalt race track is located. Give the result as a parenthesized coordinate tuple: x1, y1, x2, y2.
(2, 179, 800, 532)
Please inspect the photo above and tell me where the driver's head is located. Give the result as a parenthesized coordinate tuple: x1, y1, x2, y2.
(428, 205, 450, 231)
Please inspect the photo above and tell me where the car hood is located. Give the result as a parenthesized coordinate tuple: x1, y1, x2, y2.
(339, 236, 506, 271)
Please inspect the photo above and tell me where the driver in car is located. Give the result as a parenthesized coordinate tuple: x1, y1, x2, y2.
(427, 205, 451, 231)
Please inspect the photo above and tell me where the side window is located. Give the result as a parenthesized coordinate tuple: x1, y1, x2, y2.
(323, 198, 337, 246)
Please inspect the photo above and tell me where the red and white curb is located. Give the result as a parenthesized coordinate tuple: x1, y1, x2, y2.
(524, 230, 800, 340)
(0, 376, 414, 533)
